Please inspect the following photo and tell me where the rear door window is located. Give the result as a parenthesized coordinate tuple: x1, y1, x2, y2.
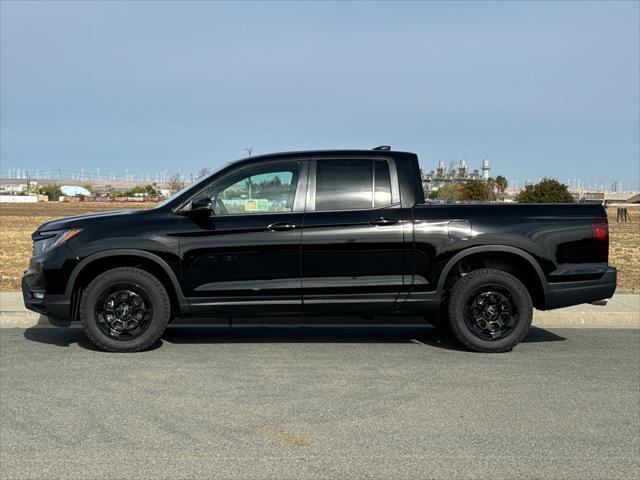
(314, 159, 394, 211)
(315, 159, 373, 211)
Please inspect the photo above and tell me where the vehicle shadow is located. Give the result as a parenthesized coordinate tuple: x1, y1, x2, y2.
(22, 325, 164, 352)
(23, 322, 566, 352)
(162, 325, 566, 351)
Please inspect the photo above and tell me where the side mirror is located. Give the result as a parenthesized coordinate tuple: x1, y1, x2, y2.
(190, 197, 212, 216)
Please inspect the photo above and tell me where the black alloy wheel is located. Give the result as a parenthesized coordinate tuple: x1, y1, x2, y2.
(80, 267, 170, 352)
(95, 286, 153, 340)
(447, 268, 533, 353)
(464, 286, 518, 341)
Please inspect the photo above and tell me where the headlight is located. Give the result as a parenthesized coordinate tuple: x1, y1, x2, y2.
(33, 229, 82, 255)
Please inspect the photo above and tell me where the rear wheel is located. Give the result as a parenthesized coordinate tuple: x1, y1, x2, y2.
(447, 268, 532, 352)
(79, 267, 170, 352)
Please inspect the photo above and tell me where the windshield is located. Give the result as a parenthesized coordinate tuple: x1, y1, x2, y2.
(154, 162, 230, 209)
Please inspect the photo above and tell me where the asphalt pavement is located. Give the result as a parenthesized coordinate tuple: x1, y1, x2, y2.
(1, 326, 639, 479)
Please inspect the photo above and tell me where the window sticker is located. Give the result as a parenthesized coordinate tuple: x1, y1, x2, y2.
(244, 199, 269, 212)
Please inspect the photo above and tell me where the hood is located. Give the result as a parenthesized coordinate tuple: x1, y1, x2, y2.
(36, 209, 151, 232)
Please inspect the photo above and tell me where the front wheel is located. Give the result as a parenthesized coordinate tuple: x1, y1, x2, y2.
(447, 268, 532, 353)
(79, 267, 170, 352)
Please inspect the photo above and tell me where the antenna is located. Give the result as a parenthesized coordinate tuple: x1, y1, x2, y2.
(372, 145, 391, 151)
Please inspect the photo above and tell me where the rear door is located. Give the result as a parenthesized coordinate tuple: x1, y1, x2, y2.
(300, 157, 409, 314)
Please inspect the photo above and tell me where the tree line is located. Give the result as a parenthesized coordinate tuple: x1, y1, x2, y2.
(427, 176, 574, 203)
(35, 172, 575, 204)
(427, 175, 509, 202)
(36, 183, 163, 200)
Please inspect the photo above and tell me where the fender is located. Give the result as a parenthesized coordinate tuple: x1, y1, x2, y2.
(66, 249, 190, 314)
(435, 245, 548, 295)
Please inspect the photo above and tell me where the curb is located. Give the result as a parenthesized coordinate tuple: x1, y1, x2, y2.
(532, 311, 639, 328)
(0, 312, 52, 328)
(1, 310, 638, 329)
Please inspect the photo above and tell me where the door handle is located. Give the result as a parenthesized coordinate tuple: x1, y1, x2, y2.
(369, 217, 398, 226)
(267, 222, 297, 232)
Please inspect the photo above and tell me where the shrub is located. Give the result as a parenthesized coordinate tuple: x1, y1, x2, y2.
(516, 178, 574, 203)
(38, 185, 62, 201)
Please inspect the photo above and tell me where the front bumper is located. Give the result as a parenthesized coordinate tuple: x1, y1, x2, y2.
(22, 277, 72, 326)
(22, 252, 75, 326)
(543, 267, 617, 310)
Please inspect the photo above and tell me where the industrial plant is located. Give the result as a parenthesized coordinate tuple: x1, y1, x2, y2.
(421, 159, 491, 193)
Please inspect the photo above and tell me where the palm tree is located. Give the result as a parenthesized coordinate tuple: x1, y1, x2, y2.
(495, 175, 508, 195)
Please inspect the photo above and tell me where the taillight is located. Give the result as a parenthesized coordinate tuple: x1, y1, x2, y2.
(592, 217, 609, 262)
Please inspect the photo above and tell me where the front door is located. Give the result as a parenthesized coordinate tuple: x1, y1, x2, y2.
(179, 159, 307, 315)
(301, 157, 409, 314)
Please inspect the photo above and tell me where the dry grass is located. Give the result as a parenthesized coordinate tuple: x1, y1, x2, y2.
(607, 206, 640, 294)
(0, 202, 156, 291)
(1, 202, 638, 293)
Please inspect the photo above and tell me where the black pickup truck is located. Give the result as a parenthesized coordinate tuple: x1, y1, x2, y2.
(23, 147, 616, 352)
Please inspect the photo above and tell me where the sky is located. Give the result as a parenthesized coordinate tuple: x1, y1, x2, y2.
(1, 0, 639, 189)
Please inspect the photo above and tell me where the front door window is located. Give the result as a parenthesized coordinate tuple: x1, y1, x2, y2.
(191, 160, 301, 215)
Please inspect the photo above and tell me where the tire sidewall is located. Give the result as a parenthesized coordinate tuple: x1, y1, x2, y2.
(80, 268, 169, 352)
(448, 269, 532, 352)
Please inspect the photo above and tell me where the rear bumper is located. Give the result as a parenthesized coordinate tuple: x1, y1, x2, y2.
(543, 267, 617, 310)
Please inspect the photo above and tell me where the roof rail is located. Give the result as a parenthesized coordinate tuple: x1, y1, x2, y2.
(372, 145, 391, 151)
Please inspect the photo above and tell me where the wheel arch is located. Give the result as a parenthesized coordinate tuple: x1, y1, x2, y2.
(67, 249, 190, 321)
(437, 246, 547, 309)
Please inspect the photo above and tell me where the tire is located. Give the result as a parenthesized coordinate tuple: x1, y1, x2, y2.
(79, 267, 170, 352)
(447, 268, 532, 353)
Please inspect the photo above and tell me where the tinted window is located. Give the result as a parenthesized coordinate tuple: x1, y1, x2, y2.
(315, 159, 373, 211)
(195, 161, 300, 215)
(374, 160, 392, 207)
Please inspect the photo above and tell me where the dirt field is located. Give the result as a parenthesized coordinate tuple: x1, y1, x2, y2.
(0, 202, 638, 293)
(0, 202, 156, 291)
(608, 205, 640, 294)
